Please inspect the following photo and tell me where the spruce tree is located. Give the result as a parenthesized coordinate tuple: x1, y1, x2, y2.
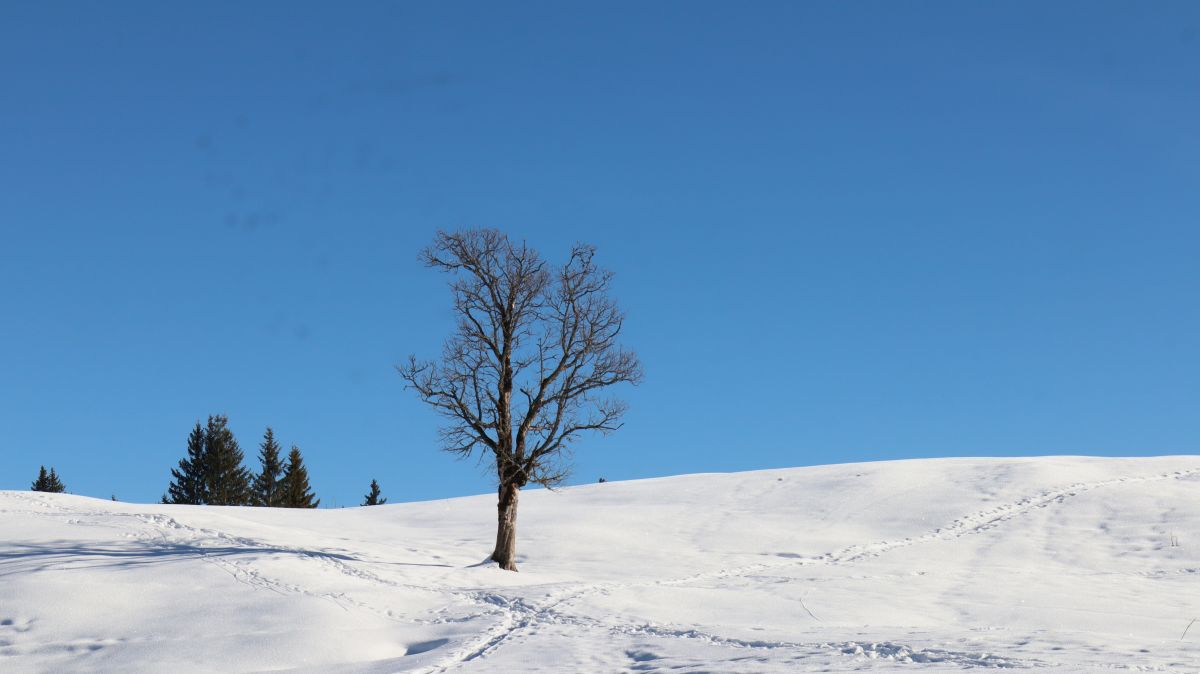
(252, 427, 285, 507)
(362, 479, 386, 506)
(280, 445, 319, 508)
(44, 468, 66, 493)
(31, 466, 49, 491)
(165, 422, 207, 505)
(202, 415, 253, 506)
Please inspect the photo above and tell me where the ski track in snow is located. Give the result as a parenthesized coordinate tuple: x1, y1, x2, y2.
(417, 467, 1200, 672)
(4, 465, 1198, 672)
(649, 468, 1200, 588)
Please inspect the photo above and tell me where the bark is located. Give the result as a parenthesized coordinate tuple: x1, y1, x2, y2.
(491, 481, 520, 571)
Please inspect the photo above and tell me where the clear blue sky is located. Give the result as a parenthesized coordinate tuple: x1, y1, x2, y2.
(2, 1, 1197, 505)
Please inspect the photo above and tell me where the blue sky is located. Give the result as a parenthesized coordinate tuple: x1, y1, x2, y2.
(1, 1, 1197, 505)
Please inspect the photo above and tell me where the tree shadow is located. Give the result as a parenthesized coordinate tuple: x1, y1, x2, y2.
(0, 540, 358, 576)
(371, 560, 454, 568)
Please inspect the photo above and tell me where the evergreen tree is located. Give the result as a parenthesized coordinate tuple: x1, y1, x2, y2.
(362, 479, 386, 506)
(44, 468, 65, 493)
(280, 445, 319, 508)
(32, 465, 48, 491)
(252, 427, 285, 507)
(165, 422, 207, 505)
(202, 415, 253, 506)
(32, 466, 66, 493)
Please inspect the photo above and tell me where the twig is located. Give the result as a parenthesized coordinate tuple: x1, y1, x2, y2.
(1182, 618, 1197, 641)
(799, 596, 822, 623)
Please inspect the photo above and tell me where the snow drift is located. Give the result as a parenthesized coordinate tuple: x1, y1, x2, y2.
(2, 456, 1199, 672)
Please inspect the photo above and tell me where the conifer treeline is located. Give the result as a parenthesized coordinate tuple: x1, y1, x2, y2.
(163, 416, 318, 508)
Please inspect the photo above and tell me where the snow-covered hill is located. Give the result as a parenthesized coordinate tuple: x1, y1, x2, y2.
(2, 457, 1199, 672)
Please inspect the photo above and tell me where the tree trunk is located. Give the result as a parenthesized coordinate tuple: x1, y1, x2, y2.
(491, 481, 519, 571)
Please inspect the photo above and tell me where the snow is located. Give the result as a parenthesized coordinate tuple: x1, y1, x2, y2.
(2, 456, 1199, 672)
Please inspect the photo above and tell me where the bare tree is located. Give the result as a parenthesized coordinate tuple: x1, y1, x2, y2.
(399, 229, 642, 571)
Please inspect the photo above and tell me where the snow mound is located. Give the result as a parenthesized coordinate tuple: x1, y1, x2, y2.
(2, 456, 1199, 672)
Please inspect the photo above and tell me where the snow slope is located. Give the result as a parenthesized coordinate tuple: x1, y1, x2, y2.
(2, 456, 1199, 672)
